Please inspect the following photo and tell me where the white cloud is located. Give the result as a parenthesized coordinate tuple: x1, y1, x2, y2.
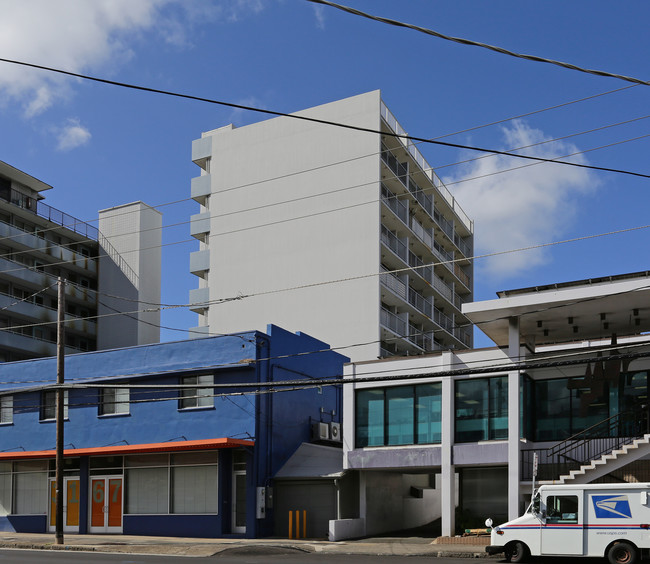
(443, 121, 597, 281)
(56, 119, 91, 151)
(0, 0, 266, 116)
(312, 6, 326, 29)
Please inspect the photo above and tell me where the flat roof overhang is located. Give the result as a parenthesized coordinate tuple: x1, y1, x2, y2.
(0, 438, 254, 460)
(463, 271, 650, 347)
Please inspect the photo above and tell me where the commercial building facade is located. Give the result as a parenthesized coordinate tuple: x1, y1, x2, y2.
(189, 91, 474, 362)
(337, 271, 650, 540)
(0, 161, 161, 360)
(0, 325, 347, 537)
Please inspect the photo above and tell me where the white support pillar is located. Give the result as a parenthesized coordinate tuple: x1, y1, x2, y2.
(508, 317, 521, 520)
(441, 354, 455, 536)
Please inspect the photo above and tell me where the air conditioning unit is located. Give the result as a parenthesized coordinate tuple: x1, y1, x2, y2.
(311, 421, 329, 441)
(329, 422, 342, 442)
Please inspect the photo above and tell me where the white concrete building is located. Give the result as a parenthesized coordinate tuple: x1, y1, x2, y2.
(189, 91, 474, 362)
(0, 160, 161, 360)
(337, 271, 650, 540)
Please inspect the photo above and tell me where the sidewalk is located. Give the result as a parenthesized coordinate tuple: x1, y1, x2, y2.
(0, 532, 495, 558)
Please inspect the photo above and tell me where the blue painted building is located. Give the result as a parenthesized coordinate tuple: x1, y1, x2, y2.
(0, 325, 347, 538)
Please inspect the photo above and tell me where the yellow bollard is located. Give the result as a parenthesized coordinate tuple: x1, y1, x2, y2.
(288, 510, 293, 539)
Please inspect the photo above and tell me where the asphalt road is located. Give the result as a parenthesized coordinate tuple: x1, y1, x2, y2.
(0, 549, 611, 564)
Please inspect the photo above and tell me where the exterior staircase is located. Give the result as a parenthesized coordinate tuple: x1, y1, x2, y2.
(522, 403, 650, 485)
(555, 434, 650, 484)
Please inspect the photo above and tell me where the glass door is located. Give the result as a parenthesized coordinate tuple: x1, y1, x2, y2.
(89, 476, 123, 533)
(48, 477, 80, 533)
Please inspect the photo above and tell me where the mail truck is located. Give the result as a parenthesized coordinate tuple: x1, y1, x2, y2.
(485, 483, 650, 563)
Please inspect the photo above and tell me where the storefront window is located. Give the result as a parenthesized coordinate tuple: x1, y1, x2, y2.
(416, 384, 442, 444)
(356, 389, 385, 447)
(355, 383, 442, 447)
(455, 376, 507, 443)
(533, 371, 648, 441)
(386, 386, 414, 445)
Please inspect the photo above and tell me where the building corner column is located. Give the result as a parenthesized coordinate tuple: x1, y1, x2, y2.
(508, 317, 522, 520)
(441, 352, 455, 536)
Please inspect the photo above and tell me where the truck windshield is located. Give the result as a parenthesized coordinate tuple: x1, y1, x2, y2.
(528, 493, 540, 514)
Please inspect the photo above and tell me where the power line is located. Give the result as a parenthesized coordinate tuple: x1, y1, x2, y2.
(0, 57, 648, 179)
(307, 0, 650, 88)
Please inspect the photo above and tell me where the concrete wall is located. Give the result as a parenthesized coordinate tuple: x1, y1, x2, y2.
(98, 201, 162, 348)
(193, 91, 384, 362)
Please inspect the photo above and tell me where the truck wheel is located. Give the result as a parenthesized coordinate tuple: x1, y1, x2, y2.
(505, 541, 529, 563)
(608, 541, 637, 564)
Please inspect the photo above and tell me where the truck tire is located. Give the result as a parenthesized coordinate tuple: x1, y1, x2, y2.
(505, 540, 529, 563)
(608, 541, 637, 564)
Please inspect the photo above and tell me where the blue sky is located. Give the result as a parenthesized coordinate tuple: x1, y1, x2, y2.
(0, 0, 649, 346)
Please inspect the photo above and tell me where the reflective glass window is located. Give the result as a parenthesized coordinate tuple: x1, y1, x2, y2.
(416, 384, 442, 444)
(386, 386, 414, 445)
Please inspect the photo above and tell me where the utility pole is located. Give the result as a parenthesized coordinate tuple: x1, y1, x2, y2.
(55, 278, 65, 545)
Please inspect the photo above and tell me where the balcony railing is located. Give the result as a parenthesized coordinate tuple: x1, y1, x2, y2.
(410, 217, 434, 250)
(454, 264, 471, 289)
(408, 252, 433, 285)
(380, 307, 406, 336)
(433, 307, 454, 333)
(381, 184, 408, 225)
(381, 101, 473, 234)
(380, 226, 408, 263)
(380, 267, 407, 300)
(2, 187, 99, 240)
(408, 287, 433, 319)
(454, 232, 472, 258)
(381, 145, 408, 186)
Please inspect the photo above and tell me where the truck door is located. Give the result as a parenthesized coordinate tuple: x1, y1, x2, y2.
(541, 489, 584, 556)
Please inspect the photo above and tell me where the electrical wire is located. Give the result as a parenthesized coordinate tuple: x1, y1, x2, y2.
(307, 0, 650, 88)
(0, 57, 647, 179)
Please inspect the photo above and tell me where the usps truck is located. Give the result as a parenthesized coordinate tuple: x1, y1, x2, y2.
(485, 483, 650, 563)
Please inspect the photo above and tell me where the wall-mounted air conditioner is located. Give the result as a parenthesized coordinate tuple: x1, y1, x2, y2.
(329, 422, 342, 442)
(311, 421, 329, 441)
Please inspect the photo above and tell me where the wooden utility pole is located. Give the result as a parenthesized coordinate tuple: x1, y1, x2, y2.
(55, 278, 65, 545)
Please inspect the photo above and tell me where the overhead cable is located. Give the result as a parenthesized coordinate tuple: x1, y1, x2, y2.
(307, 0, 650, 88)
(0, 57, 648, 179)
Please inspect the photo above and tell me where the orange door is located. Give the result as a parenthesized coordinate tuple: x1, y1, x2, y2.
(90, 477, 123, 532)
(107, 479, 122, 528)
(66, 479, 80, 527)
(49, 478, 80, 532)
(91, 478, 105, 528)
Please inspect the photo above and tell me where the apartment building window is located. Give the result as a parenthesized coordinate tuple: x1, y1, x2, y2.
(179, 374, 213, 409)
(455, 376, 507, 442)
(355, 383, 442, 447)
(40, 390, 68, 421)
(0, 396, 12, 424)
(99, 388, 129, 416)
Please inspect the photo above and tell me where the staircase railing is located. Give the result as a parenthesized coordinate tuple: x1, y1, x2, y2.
(521, 403, 649, 482)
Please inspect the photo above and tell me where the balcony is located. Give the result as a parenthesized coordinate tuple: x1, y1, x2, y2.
(408, 287, 433, 320)
(190, 212, 211, 241)
(380, 307, 407, 336)
(192, 136, 213, 167)
(454, 232, 472, 258)
(0, 222, 97, 276)
(380, 267, 407, 300)
(188, 325, 211, 339)
(191, 175, 211, 204)
(189, 287, 210, 314)
(454, 264, 471, 290)
(189, 249, 210, 276)
(410, 217, 434, 250)
(381, 184, 408, 225)
(380, 226, 408, 263)
(0, 293, 96, 337)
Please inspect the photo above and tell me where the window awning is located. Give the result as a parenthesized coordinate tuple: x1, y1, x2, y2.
(0, 437, 254, 460)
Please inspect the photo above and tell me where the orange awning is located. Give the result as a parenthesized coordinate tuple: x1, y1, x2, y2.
(0, 437, 254, 460)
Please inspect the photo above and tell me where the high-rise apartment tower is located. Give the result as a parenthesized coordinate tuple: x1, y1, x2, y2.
(189, 91, 473, 361)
